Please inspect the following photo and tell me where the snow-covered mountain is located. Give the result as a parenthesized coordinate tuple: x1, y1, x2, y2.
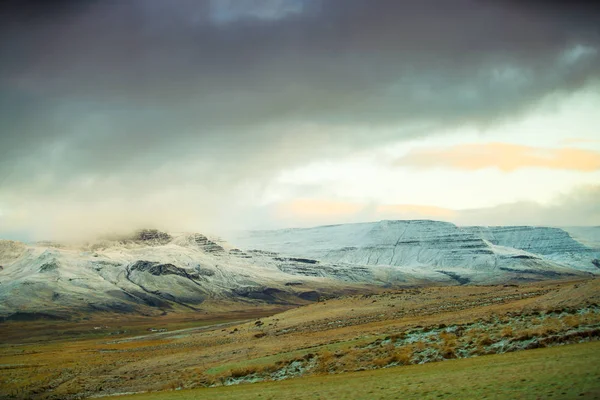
(0, 231, 380, 319)
(1, 222, 598, 319)
(231, 220, 600, 280)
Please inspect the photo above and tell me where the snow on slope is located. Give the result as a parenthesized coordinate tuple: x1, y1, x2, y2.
(231, 220, 600, 278)
(1, 222, 597, 318)
(0, 232, 430, 318)
(463, 226, 600, 272)
(0, 235, 344, 318)
(463, 226, 589, 254)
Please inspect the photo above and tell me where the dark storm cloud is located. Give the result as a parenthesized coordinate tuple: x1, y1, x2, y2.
(0, 0, 599, 238)
(1, 0, 599, 174)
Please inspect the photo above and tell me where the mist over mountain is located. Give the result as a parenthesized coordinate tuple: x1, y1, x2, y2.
(1, 221, 598, 320)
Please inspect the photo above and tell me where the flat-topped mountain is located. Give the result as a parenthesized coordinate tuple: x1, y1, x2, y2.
(0, 223, 598, 319)
(231, 220, 600, 275)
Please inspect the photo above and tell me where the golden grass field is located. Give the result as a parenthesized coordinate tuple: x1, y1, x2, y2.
(118, 341, 600, 400)
(1, 278, 599, 399)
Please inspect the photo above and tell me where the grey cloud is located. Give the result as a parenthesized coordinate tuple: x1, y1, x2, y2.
(210, 0, 307, 23)
(1, 0, 599, 238)
(455, 185, 600, 227)
(2, 2, 599, 161)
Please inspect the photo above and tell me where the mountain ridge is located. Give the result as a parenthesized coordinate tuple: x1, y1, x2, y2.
(231, 219, 600, 274)
(1, 222, 598, 319)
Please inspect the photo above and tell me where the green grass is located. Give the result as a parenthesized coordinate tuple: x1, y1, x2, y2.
(118, 341, 600, 400)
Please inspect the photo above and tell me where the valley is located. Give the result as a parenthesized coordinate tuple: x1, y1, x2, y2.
(4, 1, 599, 398)
(1, 278, 598, 399)
(1, 221, 599, 399)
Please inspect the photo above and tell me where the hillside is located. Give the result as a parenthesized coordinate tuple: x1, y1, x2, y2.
(0, 231, 377, 319)
(1, 222, 599, 318)
(232, 220, 600, 280)
(1, 278, 598, 399)
(117, 342, 600, 400)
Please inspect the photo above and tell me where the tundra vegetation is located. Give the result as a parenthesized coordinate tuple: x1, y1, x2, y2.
(0, 279, 599, 399)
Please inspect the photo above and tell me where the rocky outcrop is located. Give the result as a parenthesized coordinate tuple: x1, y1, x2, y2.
(129, 261, 190, 277)
(274, 257, 318, 264)
(436, 270, 470, 285)
(188, 233, 225, 253)
(230, 248, 252, 258)
(132, 229, 172, 244)
(39, 260, 60, 273)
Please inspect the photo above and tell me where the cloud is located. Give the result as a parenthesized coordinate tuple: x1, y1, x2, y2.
(265, 200, 463, 228)
(2, 1, 599, 180)
(270, 201, 447, 227)
(454, 185, 600, 226)
(275, 199, 364, 219)
(376, 205, 458, 220)
(266, 185, 600, 228)
(210, 0, 306, 24)
(560, 137, 600, 146)
(0, 1, 599, 239)
(395, 143, 600, 172)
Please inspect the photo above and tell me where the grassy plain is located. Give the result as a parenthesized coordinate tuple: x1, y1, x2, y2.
(1, 278, 599, 399)
(118, 341, 600, 400)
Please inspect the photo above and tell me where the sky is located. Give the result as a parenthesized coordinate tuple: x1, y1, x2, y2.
(0, 0, 599, 241)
